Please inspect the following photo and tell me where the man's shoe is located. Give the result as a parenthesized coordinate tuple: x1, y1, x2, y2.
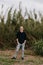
(21, 57, 24, 60)
(11, 57, 16, 59)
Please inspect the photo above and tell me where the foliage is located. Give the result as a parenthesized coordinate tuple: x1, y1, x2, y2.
(33, 40, 43, 56)
(0, 4, 43, 50)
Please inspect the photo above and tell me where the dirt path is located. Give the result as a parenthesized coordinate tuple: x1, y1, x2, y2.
(0, 50, 43, 65)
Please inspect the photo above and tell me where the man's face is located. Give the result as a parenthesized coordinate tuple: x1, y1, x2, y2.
(20, 26, 24, 33)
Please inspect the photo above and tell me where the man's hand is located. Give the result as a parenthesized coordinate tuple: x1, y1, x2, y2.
(16, 38, 20, 44)
(24, 40, 26, 44)
(23, 40, 26, 45)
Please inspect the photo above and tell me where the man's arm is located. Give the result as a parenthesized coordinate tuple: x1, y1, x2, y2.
(24, 40, 26, 44)
(16, 38, 19, 44)
(24, 32, 26, 44)
(16, 32, 19, 44)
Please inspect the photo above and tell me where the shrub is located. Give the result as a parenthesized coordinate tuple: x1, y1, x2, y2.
(33, 40, 43, 56)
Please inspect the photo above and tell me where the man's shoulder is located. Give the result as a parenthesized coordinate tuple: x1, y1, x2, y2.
(17, 31, 20, 34)
(23, 31, 26, 33)
(23, 32, 26, 35)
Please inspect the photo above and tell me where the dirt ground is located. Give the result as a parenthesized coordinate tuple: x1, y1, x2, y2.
(0, 50, 43, 65)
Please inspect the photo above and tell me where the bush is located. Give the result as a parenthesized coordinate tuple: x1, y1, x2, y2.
(0, 4, 43, 49)
(33, 40, 43, 56)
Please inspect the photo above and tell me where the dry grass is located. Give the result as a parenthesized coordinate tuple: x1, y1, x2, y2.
(0, 50, 43, 65)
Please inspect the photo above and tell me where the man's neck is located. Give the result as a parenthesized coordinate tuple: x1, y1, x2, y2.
(20, 31, 24, 33)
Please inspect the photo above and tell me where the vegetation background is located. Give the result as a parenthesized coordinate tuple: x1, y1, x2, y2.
(0, 3, 43, 56)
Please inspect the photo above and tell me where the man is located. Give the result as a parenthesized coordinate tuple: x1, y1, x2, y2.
(12, 26, 26, 60)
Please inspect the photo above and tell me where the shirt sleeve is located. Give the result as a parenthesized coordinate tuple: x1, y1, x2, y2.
(24, 33, 26, 40)
(16, 32, 18, 39)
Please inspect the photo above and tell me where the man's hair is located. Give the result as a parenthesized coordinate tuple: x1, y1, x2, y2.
(20, 26, 24, 28)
